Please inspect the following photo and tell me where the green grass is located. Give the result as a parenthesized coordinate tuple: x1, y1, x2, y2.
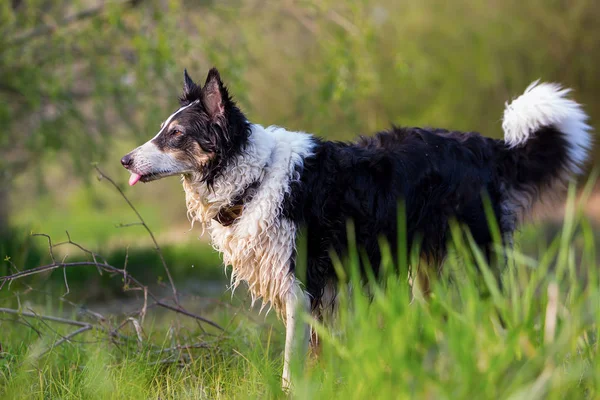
(1, 189, 600, 399)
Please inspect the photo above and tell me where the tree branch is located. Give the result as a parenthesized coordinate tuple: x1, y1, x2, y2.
(0, 307, 90, 327)
(0, 167, 226, 360)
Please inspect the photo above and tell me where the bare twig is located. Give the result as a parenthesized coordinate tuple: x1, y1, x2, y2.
(94, 165, 180, 307)
(62, 255, 70, 297)
(63, 230, 107, 274)
(69, 304, 106, 323)
(0, 316, 43, 338)
(0, 308, 89, 327)
(1, 305, 171, 356)
(154, 300, 223, 331)
(112, 317, 143, 343)
(1, 261, 123, 282)
(32, 233, 56, 264)
(141, 286, 148, 325)
(40, 325, 94, 357)
(0, 260, 223, 331)
(0, 167, 226, 359)
(116, 222, 144, 228)
(54, 231, 108, 264)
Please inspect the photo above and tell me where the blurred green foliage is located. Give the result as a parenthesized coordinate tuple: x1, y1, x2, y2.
(0, 0, 189, 236)
(0, 0, 186, 174)
(1, 3, 599, 394)
(3, 0, 599, 180)
(1, 0, 599, 284)
(198, 0, 599, 140)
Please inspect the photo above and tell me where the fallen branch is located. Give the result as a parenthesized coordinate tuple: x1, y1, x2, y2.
(40, 325, 94, 357)
(0, 307, 90, 327)
(0, 167, 225, 360)
(0, 258, 223, 331)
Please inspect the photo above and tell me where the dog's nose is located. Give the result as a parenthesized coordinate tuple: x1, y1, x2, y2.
(121, 154, 133, 168)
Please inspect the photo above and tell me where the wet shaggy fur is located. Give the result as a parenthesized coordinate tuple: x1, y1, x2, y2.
(122, 69, 592, 388)
(284, 123, 585, 306)
(124, 70, 592, 314)
(177, 69, 251, 186)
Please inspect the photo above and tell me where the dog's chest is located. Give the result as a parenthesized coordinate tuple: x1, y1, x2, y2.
(208, 203, 297, 313)
(183, 127, 315, 312)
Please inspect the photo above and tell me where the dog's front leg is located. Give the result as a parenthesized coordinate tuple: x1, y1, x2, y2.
(282, 282, 310, 391)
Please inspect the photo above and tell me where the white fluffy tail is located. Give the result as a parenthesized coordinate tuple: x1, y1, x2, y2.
(502, 80, 592, 174)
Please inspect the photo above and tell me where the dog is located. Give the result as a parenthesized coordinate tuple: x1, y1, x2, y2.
(121, 68, 592, 388)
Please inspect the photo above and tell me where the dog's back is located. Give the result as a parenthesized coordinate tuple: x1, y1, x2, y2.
(284, 83, 591, 309)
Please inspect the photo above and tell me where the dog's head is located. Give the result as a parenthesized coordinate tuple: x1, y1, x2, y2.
(121, 68, 250, 186)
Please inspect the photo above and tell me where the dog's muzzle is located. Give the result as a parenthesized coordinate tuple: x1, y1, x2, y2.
(120, 152, 144, 186)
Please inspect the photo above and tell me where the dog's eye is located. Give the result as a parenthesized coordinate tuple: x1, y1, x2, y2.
(171, 129, 182, 136)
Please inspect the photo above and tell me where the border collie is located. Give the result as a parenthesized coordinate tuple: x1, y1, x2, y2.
(121, 68, 592, 388)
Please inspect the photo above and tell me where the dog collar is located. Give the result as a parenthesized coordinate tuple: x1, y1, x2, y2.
(214, 204, 243, 226)
(213, 180, 260, 227)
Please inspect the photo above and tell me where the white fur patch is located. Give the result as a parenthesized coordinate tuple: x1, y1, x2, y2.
(153, 100, 199, 140)
(130, 141, 189, 176)
(127, 100, 202, 178)
(183, 125, 315, 315)
(502, 80, 592, 173)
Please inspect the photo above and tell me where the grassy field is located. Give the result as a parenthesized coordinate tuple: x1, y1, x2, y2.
(2, 1, 600, 398)
(1, 185, 600, 399)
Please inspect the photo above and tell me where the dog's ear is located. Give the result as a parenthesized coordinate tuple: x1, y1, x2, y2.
(183, 69, 198, 95)
(201, 68, 228, 120)
(180, 69, 202, 105)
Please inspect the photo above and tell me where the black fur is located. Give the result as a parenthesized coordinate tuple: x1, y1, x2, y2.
(282, 126, 573, 308)
(169, 68, 251, 186)
(126, 68, 583, 315)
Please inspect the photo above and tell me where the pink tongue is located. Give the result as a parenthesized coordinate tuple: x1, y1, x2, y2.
(129, 173, 142, 186)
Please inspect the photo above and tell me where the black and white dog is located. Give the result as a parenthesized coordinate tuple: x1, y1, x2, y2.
(121, 68, 592, 387)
